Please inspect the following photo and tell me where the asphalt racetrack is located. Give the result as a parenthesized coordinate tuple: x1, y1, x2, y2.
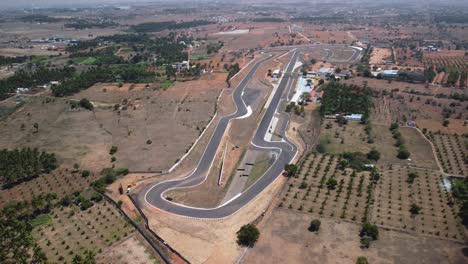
(141, 45, 361, 219)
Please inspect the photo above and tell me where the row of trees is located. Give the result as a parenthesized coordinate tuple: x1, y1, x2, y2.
(0, 193, 57, 263)
(0, 148, 57, 187)
(0, 67, 75, 100)
(51, 65, 155, 97)
(0, 55, 29, 66)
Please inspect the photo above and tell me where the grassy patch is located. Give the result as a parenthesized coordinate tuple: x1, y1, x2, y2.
(191, 54, 214, 60)
(31, 214, 52, 228)
(81, 57, 97, 65)
(160, 80, 174, 89)
(243, 152, 273, 191)
(134, 215, 143, 223)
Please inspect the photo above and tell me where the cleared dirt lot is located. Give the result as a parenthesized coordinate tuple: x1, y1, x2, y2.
(97, 234, 159, 264)
(242, 208, 467, 264)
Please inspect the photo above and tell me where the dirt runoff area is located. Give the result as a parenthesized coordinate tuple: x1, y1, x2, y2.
(141, 176, 287, 264)
(242, 208, 467, 264)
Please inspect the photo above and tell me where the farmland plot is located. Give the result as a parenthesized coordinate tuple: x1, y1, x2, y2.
(372, 165, 465, 241)
(427, 132, 468, 176)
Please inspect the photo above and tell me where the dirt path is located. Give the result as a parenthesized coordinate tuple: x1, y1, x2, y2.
(172, 86, 190, 120)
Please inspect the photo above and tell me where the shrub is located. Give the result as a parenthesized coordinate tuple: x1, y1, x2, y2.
(109, 146, 118, 155)
(407, 172, 418, 184)
(309, 219, 321, 232)
(356, 256, 369, 264)
(81, 170, 90, 178)
(237, 224, 260, 246)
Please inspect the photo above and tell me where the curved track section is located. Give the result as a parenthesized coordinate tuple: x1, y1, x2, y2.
(142, 50, 300, 219)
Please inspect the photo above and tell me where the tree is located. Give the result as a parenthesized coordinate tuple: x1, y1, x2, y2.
(326, 178, 338, 190)
(397, 145, 410, 159)
(237, 224, 260, 246)
(109, 146, 118, 155)
(79, 98, 94, 110)
(410, 203, 422, 216)
(356, 256, 369, 264)
(31, 244, 47, 264)
(367, 148, 380, 161)
(443, 119, 449, 127)
(360, 222, 379, 240)
(33, 122, 39, 133)
(309, 219, 321, 232)
(284, 164, 298, 177)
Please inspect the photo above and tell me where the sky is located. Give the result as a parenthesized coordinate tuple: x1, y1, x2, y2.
(0, 0, 154, 9)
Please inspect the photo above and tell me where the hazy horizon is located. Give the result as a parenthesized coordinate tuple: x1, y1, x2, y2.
(2, 0, 467, 10)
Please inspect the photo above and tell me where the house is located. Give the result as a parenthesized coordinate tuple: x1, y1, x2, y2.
(272, 69, 282, 78)
(317, 67, 334, 78)
(16, 88, 29, 94)
(344, 114, 363, 121)
(176, 60, 190, 71)
(381, 70, 399, 79)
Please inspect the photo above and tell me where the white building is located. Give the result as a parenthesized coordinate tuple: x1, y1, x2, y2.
(272, 69, 282, 78)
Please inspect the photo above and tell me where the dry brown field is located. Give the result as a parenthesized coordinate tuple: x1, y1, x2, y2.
(0, 72, 225, 172)
(242, 208, 467, 264)
(96, 234, 159, 264)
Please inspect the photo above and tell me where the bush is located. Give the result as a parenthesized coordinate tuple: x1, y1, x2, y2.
(407, 172, 418, 184)
(81, 170, 90, 178)
(309, 219, 321, 232)
(109, 146, 118, 155)
(356, 256, 369, 264)
(237, 224, 260, 246)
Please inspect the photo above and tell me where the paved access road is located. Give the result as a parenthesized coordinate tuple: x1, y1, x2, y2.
(142, 50, 300, 219)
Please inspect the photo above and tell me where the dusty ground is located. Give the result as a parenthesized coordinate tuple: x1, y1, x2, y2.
(242, 209, 467, 264)
(97, 234, 160, 264)
(370, 47, 393, 66)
